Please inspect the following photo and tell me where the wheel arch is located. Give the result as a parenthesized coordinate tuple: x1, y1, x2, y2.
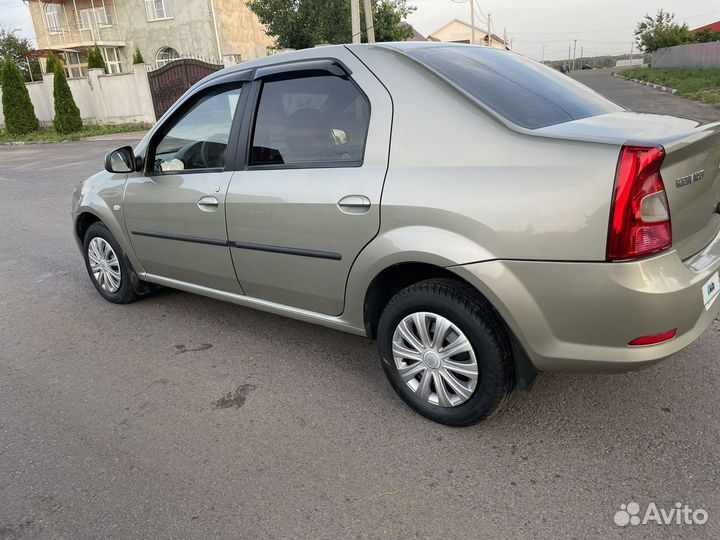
(361, 260, 538, 391)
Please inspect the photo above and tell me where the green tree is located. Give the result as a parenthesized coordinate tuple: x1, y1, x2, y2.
(1, 56, 39, 134)
(694, 28, 720, 44)
(45, 51, 62, 74)
(52, 63, 82, 134)
(634, 10, 695, 52)
(133, 48, 145, 64)
(0, 29, 42, 81)
(373, 0, 415, 42)
(87, 46, 107, 72)
(248, 0, 415, 49)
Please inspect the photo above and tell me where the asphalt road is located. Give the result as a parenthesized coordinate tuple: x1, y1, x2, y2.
(573, 68, 720, 124)
(1, 76, 720, 540)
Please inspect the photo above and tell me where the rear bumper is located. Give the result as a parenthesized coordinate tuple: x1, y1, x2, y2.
(453, 232, 720, 372)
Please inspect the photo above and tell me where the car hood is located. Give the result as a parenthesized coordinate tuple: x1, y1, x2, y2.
(535, 111, 703, 145)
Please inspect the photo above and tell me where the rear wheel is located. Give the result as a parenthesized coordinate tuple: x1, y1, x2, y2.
(83, 222, 138, 304)
(377, 279, 514, 426)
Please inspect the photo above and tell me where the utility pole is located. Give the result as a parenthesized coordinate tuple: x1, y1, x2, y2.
(351, 0, 361, 44)
(487, 13, 493, 48)
(362, 0, 375, 43)
(571, 39, 577, 71)
(568, 44, 571, 65)
(580, 46, 583, 68)
(470, 0, 476, 45)
(629, 42, 634, 65)
(542, 44, 545, 64)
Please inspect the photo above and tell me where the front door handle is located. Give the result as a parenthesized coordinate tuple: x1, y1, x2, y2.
(338, 195, 371, 215)
(197, 195, 219, 211)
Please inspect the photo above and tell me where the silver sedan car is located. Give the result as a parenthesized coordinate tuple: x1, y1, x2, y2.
(73, 43, 720, 426)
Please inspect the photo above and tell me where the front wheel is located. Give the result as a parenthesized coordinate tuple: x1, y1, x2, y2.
(83, 222, 138, 304)
(377, 279, 514, 426)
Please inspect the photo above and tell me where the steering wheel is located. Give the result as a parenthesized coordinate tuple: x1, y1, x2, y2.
(199, 136, 227, 169)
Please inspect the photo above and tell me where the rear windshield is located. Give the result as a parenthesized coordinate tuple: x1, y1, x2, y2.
(406, 47, 622, 129)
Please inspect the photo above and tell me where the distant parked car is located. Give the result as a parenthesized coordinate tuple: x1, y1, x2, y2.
(72, 43, 720, 426)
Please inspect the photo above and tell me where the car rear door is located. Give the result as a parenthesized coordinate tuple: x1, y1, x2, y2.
(226, 53, 392, 315)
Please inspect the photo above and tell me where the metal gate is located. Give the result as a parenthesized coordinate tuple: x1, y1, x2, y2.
(147, 58, 223, 119)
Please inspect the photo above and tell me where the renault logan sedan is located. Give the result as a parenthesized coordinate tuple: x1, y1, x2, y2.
(72, 43, 720, 426)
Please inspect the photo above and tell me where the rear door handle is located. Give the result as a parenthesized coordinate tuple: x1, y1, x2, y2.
(197, 195, 219, 211)
(338, 195, 371, 214)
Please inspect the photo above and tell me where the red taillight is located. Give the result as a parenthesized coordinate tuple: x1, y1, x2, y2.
(628, 329, 677, 346)
(607, 145, 672, 261)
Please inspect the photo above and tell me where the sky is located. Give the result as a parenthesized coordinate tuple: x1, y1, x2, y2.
(1, 0, 719, 61)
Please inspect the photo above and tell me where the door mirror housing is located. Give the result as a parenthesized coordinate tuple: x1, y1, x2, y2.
(105, 146, 138, 173)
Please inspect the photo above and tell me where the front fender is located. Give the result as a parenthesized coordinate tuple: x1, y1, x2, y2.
(72, 172, 144, 275)
(342, 226, 495, 328)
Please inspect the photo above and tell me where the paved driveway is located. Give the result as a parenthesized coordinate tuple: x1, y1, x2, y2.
(1, 94, 719, 539)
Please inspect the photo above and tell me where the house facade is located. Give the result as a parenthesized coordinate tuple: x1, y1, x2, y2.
(428, 19, 507, 49)
(26, 0, 275, 77)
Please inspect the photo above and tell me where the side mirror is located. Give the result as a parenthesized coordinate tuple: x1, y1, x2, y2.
(105, 146, 137, 173)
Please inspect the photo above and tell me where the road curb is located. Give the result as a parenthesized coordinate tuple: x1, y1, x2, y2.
(612, 73, 678, 95)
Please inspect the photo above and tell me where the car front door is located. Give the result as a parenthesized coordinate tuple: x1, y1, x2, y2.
(226, 57, 392, 315)
(123, 81, 246, 293)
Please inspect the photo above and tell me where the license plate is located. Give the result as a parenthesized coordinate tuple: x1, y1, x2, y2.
(703, 271, 720, 311)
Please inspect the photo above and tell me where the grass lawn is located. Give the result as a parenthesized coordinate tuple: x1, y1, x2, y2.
(621, 67, 720, 105)
(0, 123, 151, 144)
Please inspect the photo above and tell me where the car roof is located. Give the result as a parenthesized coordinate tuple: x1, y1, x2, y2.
(203, 41, 509, 83)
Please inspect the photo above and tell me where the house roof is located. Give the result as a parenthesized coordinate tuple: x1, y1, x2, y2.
(691, 20, 720, 33)
(428, 18, 505, 44)
(399, 22, 427, 42)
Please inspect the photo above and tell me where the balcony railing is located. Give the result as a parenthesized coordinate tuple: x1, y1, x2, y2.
(43, 22, 124, 49)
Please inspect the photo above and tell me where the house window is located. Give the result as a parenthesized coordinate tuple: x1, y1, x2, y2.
(145, 0, 173, 21)
(45, 4, 65, 34)
(78, 7, 110, 30)
(101, 47, 123, 74)
(156, 47, 180, 67)
(63, 51, 85, 78)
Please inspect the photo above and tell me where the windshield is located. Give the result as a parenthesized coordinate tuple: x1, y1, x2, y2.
(406, 46, 623, 129)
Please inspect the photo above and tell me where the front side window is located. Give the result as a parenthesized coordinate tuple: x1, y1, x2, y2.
(250, 75, 370, 166)
(152, 85, 242, 172)
(46, 4, 64, 34)
(145, 0, 173, 21)
(156, 46, 180, 68)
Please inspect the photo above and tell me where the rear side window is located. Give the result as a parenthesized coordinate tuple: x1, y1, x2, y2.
(250, 75, 370, 167)
(407, 47, 622, 129)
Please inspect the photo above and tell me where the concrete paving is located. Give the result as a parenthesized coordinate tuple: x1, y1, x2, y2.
(1, 85, 719, 539)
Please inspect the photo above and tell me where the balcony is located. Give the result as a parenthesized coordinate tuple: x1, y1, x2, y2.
(44, 23, 124, 49)
(32, 0, 125, 50)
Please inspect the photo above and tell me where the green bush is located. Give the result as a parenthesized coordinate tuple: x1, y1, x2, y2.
(52, 63, 82, 134)
(45, 51, 61, 74)
(1, 56, 39, 135)
(87, 46, 107, 73)
(133, 48, 145, 64)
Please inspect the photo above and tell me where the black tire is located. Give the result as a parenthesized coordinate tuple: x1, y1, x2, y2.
(83, 222, 138, 304)
(377, 279, 514, 427)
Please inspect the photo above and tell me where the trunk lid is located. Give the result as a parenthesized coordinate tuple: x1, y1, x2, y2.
(537, 112, 720, 260)
(660, 123, 720, 259)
